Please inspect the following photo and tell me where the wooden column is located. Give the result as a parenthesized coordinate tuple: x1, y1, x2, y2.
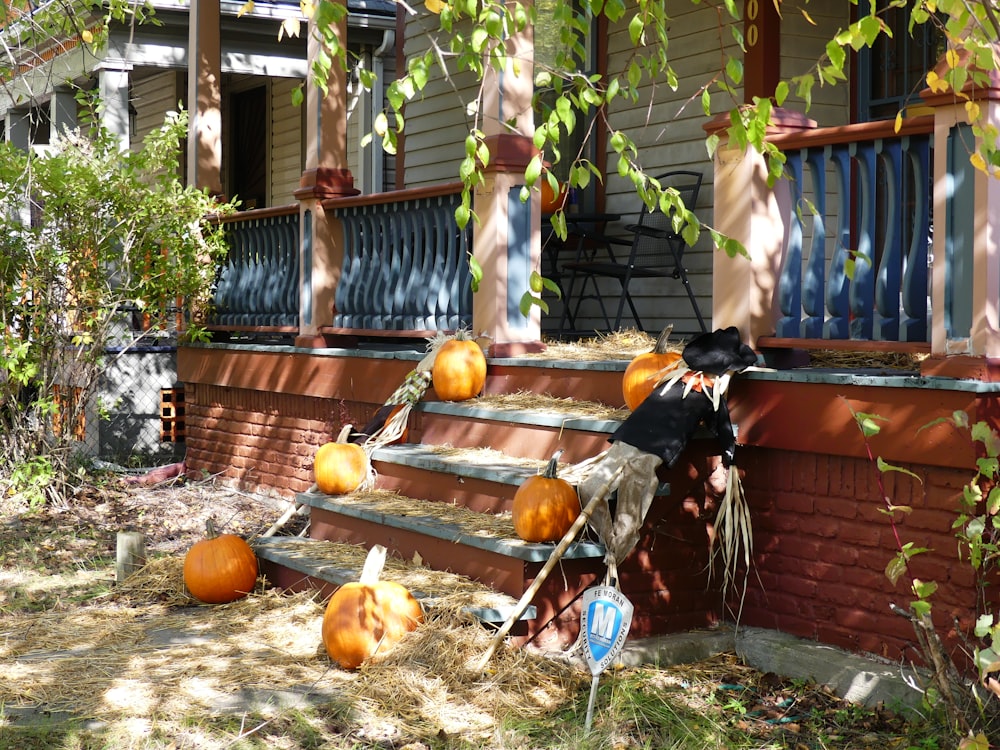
(922, 64, 1000, 367)
(295, 8, 359, 346)
(471, 7, 543, 356)
(187, 0, 223, 197)
(704, 110, 815, 348)
(98, 63, 132, 151)
(743, 0, 781, 103)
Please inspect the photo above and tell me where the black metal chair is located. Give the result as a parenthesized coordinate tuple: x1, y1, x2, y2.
(558, 170, 707, 334)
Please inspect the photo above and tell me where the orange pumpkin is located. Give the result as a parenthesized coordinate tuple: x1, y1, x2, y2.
(314, 424, 370, 495)
(431, 332, 487, 402)
(183, 518, 259, 604)
(622, 326, 683, 410)
(512, 452, 581, 543)
(322, 545, 424, 669)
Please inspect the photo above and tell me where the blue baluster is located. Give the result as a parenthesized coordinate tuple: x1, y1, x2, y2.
(801, 147, 828, 338)
(776, 150, 804, 337)
(824, 144, 852, 339)
(874, 138, 902, 341)
(900, 135, 930, 342)
(849, 141, 876, 339)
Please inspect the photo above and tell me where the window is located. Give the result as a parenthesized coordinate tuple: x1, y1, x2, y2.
(856, 2, 945, 121)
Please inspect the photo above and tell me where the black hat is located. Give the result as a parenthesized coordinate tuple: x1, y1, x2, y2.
(682, 327, 758, 375)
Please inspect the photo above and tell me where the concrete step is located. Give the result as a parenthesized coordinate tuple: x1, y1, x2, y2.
(253, 536, 537, 627)
(368, 442, 670, 516)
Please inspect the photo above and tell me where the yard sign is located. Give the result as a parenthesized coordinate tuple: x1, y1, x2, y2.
(581, 585, 633, 731)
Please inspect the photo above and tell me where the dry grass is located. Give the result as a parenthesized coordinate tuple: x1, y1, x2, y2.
(527, 329, 927, 373)
(1, 549, 586, 741)
(528, 330, 664, 361)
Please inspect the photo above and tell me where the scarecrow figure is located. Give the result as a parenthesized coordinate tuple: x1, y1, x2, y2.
(578, 326, 758, 588)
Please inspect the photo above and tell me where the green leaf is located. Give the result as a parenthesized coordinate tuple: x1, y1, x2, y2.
(975, 613, 995, 638)
(455, 203, 471, 230)
(958, 733, 990, 750)
(725, 57, 743, 85)
(628, 14, 644, 46)
(540, 275, 561, 297)
(885, 554, 908, 586)
(875, 456, 921, 483)
(525, 155, 543, 186)
(911, 578, 937, 600)
(976, 647, 1000, 677)
(468, 253, 483, 293)
(988, 486, 1000, 516)
(775, 81, 789, 107)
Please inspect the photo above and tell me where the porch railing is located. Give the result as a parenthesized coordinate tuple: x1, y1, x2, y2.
(324, 184, 473, 332)
(209, 205, 300, 331)
(766, 117, 934, 344)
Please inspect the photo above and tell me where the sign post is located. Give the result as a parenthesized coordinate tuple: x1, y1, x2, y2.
(580, 586, 634, 732)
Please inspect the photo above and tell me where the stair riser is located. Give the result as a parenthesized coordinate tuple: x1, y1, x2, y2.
(413, 413, 614, 463)
(310, 510, 537, 597)
(258, 557, 339, 601)
(372, 463, 518, 514)
(481, 363, 626, 405)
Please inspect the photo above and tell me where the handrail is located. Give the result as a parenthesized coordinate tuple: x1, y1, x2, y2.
(767, 116, 934, 150)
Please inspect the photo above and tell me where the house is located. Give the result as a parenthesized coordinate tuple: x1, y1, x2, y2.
(9, 0, 1000, 690)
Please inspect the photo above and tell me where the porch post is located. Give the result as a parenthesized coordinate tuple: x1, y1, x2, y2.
(97, 63, 132, 151)
(471, 5, 543, 357)
(186, 0, 223, 197)
(50, 86, 79, 137)
(294, 7, 359, 347)
(4, 106, 30, 149)
(704, 110, 815, 347)
(923, 72, 1000, 366)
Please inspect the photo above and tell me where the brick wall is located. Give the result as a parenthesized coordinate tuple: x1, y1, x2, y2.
(737, 445, 975, 666)
(184, 383, 376, 497)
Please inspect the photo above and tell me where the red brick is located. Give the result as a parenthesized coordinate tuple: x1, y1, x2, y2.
(799, 516, 841, 539)
(815, 495, 859, 520)
(797, 560, 844, 584)
(837, 519, 883, 547)
(774, 574, 818, 600)
(819, 543, 860, 567)
(774, 491, 814, 514)
(775, 536, 821, 561)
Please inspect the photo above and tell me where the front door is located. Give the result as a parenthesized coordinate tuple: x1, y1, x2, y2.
(230, 85, 267, 210)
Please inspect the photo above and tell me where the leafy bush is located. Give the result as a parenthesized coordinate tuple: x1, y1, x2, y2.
(849, 401, 1000, 747)
(0, 107, 233, 507)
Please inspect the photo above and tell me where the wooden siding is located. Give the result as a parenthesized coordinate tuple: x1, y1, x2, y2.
(271, 77, 303, 203)
(400, 11, 474, 188)
(781, 6, 850, 127)
(596, 4, 722, 336)
(131, 71, 183, 149)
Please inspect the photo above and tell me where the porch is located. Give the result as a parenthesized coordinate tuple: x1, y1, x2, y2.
(181, 88, 1000, 672)
(206, 96, 1000, 371)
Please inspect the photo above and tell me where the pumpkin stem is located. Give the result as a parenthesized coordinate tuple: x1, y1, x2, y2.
(335, 424, 353, 444)
(542, 449, 565, 479)
(653, 324, 674, 354)
(359, 544, 388, 585)
(205, 517, 219, 540)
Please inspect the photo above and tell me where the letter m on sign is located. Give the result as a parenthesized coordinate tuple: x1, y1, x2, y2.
(590, 603, 616, 640)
